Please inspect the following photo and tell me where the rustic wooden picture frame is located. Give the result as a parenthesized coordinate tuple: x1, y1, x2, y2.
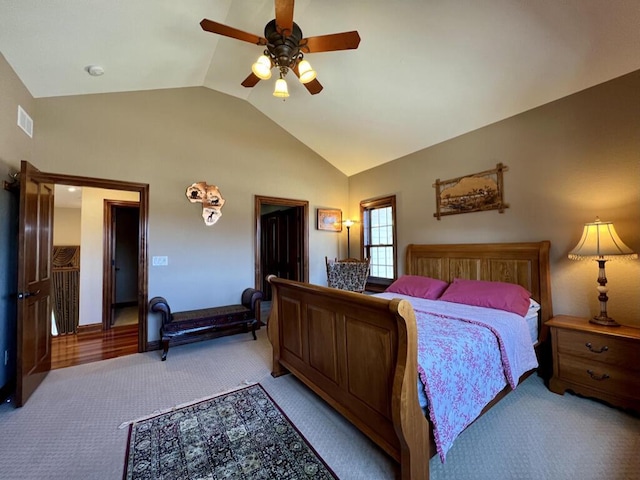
(433, 163, 509, 220)
(317, 208, 342, 231)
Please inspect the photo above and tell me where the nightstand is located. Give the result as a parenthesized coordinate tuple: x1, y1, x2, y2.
(546, 315, 640, 412)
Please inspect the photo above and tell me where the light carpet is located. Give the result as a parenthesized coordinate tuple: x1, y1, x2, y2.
(0, 328, 638, 479)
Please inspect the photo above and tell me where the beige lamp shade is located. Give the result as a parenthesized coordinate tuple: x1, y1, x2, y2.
(273, 77, 289, 98)
(568, 217, 636, 327)
(251, 55, 272, 80)
(297, 60, 317, 84)
(568, 218, 637, 260)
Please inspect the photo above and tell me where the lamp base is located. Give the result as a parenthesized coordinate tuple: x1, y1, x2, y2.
(590, 315, 620, 327)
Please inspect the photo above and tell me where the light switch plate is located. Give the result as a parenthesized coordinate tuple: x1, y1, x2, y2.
(152, 256, 168, 266)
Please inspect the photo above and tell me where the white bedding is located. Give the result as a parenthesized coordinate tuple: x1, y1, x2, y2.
(525, 309, 539, 345)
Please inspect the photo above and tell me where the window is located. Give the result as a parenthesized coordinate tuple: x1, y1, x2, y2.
(360, 195, 397, 291)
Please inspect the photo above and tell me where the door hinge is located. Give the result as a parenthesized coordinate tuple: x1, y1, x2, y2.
(4, 172, 19, 192)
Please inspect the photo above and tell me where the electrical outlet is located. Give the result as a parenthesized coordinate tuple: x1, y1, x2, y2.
(152, 256, 168, 266)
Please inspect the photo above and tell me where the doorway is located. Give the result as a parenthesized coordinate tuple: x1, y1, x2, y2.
(103, 201, 140, 330)
(254, 195, 308, 301)
(40, 172, 149, 356)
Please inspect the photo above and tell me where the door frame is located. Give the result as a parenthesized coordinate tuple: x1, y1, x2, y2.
(103, 200, 140, 330)
(35, 171, 149, 353)
(254, 195, 309, 291)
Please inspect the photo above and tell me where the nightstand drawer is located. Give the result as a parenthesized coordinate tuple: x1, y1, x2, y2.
(556, 329, 640, 370)
(556, 354, 640, 397)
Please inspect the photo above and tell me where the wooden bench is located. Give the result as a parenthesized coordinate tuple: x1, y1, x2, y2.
(149, 288, 263, 361)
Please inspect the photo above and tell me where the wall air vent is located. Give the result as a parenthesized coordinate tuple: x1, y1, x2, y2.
(17, 105, 33, 138)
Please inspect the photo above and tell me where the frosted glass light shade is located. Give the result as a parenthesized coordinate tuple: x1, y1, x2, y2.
(569, 218, 637, 260)
(297, 60, 317, 84)
(251, 55, 272, 80)
(273, 78, 289, 98)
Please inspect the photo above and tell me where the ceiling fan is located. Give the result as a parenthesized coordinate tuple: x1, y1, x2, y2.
(200, 0, 360, 97)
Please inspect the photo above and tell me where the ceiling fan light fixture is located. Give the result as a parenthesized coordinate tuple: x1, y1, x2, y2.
(297, 59, 316, 84)
(200, 3, 360, 97)
(273, 77, 290, 98)
(251, 55, 272, 80)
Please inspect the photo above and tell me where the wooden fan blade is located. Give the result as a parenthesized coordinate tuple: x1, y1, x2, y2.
(302, 78, 323, 95)
(200, 19, 266, 45)
(292, 64, 323, 95)
(241, 73, 261, 88)
(274, 0, 294, 34)
(300, 31, 361, 53)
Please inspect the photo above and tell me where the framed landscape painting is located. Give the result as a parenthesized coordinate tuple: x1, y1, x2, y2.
(433, 163, 509, 220)
(317, 208, 342, 232)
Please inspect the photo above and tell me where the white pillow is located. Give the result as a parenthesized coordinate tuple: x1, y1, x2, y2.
(529, 298, 541, 314)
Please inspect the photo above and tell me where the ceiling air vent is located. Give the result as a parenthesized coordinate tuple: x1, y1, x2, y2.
(17, 105, 33, 138)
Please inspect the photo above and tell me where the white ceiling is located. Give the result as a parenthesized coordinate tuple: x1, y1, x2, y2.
(54, 185, 82, 208)
(1, 1, 639, 176)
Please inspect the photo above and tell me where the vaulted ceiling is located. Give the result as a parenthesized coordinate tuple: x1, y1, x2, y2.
(1, 1, 639, 176)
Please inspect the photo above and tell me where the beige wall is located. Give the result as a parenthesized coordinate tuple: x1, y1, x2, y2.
(78, 188, 139, 326)
(30, 85, 349, 338)
(53, 207, 81, 245)
(0, 53, 34, 166)
(350, 70, 640, 327)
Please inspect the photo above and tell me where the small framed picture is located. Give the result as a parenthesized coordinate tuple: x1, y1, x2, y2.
(317, 208, 342, 232)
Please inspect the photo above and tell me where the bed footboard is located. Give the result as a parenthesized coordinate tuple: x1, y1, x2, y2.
(267, 275, 430, 480)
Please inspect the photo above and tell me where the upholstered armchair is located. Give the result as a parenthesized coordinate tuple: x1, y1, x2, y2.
(325, 257, 370, 293)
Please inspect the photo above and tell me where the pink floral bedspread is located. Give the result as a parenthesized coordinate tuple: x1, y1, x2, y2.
(375, 293, 538, 461)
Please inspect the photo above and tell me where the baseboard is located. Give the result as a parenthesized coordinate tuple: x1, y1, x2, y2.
(113, 301, 138, 308)
(77, 323, 102, 335)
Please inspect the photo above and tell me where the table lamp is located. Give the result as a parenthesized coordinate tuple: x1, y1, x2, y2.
(568, 217, 637, 326)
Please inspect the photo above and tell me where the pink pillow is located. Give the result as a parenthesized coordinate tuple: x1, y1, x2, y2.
(385, 275, 449, 300)
(439, 278, 531, 317)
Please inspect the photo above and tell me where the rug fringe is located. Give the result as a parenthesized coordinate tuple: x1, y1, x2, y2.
(117, 380, 258, 430)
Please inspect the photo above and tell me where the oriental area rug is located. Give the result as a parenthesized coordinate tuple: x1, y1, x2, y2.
(123, 383, 337, 479)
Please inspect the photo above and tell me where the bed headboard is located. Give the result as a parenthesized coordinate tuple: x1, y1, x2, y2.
(405, 242, 553, 334)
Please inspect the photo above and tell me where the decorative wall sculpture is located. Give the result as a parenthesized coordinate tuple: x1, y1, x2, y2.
(186, 182, 226, 226)
(433, 163, 509, 220)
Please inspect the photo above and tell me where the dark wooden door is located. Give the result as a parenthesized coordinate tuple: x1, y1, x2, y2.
(104, 201, 140, 329)
(16, 160, 54, 407)
(261, 208, 301, 300)
(114, 205, 139, 305)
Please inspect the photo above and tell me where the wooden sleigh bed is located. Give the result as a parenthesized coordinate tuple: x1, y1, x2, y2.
(267, 242, 553, 479)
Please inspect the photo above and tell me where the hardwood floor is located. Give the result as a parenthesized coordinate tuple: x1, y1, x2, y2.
(50, 302, 269, 370)
(51, 324, 139, 370)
